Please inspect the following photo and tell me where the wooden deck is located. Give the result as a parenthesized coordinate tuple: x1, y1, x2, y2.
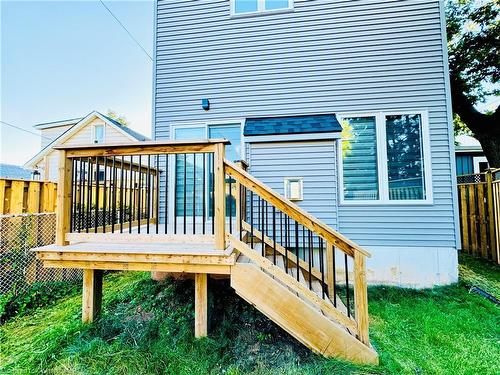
(34, 238, 236, 275)
(33, 140, 378, 365)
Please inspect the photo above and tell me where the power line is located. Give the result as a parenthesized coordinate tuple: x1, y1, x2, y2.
(0, 120, 52, 141)
(99, 0, 153, 62)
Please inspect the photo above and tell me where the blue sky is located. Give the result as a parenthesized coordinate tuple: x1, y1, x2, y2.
(1, 0, 154, 165)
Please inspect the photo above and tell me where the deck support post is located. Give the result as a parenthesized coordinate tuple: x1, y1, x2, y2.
(82, 269, 103, 323)
(194, 273, 208, 338)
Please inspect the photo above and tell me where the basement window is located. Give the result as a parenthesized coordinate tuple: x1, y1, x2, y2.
(284, 178, 303, 201)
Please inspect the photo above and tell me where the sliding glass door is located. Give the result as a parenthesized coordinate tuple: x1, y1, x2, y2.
(173, 124, 241, 219)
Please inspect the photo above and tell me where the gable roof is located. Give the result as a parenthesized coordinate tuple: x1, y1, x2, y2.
(25, 111, 149, 168)
(98, 113, 148, 142)
(244, 114, 342, 136)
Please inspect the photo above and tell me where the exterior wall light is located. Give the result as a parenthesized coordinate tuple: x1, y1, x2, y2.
(202, 98, 210, 111)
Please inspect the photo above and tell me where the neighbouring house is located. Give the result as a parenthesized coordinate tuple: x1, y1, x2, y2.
(455, 134, 489, 176)
(151, 0, 459, 287)
(0, 163, 37, 180)
(24, 111, 148, 181)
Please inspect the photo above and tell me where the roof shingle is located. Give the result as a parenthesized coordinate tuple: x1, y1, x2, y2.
(244, 114, 342, 136)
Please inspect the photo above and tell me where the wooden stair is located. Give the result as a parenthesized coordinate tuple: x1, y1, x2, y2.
(228, 235, 378, 365)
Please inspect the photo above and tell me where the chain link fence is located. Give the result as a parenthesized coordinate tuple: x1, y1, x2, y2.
(0, 213, 81, 295)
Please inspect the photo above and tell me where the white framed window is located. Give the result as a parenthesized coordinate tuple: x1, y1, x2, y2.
(92, 124, 105, 144)
(231, 0, 293, 16)
(338, 111, 432, 205)
(284, 177, 303, 201)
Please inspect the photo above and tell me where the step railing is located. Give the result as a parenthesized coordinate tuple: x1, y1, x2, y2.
(54, 140, 229, 248)
(224, 160, 371, 345)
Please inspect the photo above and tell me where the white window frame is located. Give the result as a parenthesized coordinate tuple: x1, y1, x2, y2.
(230, 0, 294, 17)
(284, 177, 303, 201)
(338, 110, 433, 205)
(91, 123, 105, 144)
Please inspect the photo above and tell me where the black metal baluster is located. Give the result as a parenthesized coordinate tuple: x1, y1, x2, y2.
(183, 153, 187, 235)
(308, 230, 313, 289)
(129, 156, 133, 233)
(295, 220, 299, 281)
(319, 237, 325, 298)
(261, 198, 264, 257)
(102, 157, 108, 233)
(146, 155, 151, 234)
(174, 155, 178, 234)
(345, 254, 351, 317)
(239, 181, 243, 241)
(332, 245, 337, 307)
(86, 157, 92, 233)
(111, 156, 116, 233)
(156, 155, 160, 234)
(272, 206, 276, 265)
(78, 157, 84, 233)
(257, 195, 261, 237)
(120, 157, 125, 233)
(229, 175, 233, 235)
(137, 155, 141, 233)
(165, 154, 169, 234)
(280, 211, 283, 250)
(211, 153, 215, 235)
(284, 215, 289, 273)
(95, 157, 100, 233)
(193, 153, 196, 234)
(70, 159, 76, 232)
(250, 191, 254, 249)
(202, 153, 206, 235)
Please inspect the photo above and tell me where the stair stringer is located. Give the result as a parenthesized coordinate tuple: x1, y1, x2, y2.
(230, 262, 379, 365)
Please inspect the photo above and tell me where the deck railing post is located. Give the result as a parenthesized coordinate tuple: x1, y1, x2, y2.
(214, 142, 226, 250)
(56, 150, 73, 246)
(353, 252, 369, 345)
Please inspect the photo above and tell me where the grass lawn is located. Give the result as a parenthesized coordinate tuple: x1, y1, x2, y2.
(1, 253, 498, 374)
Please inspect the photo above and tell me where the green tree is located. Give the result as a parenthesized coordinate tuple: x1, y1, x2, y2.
(106, 110, 128, 127)
(446, 0, 499, 166)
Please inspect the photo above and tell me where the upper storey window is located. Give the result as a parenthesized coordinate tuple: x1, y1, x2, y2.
(232, 0, 293, 16)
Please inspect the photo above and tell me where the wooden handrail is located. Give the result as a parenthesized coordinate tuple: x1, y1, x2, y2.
(55, 139, 230, 158)
(224, 159, 371, 258)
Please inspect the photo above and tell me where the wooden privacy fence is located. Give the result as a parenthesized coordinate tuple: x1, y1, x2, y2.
(0, 179, 57, 214)
(457, 168, 500, 264)
(0, 178, 148, 216)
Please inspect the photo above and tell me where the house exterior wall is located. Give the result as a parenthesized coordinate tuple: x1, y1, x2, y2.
(153, 0, 459, 286)
(63, 118, 129, 146)
(248, 140, 338, 230)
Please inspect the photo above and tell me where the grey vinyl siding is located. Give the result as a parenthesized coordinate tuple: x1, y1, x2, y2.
(248, 141, 338, 229)
(154, 0, 457, 249)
